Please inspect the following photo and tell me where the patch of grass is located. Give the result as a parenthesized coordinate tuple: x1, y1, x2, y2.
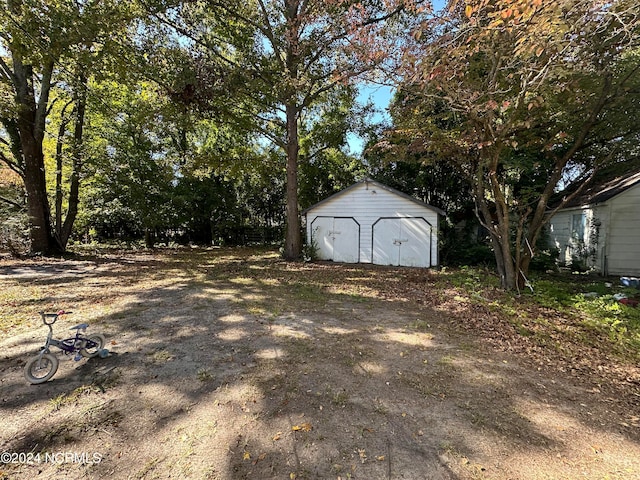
(49, 384, 98, 411)
(148, 349, 174, 363)
(439, 266, 501, 293)
(574, 295, 640, 357)
(331, 390, 349, 407)
(436, 355, 455, 367)
(197, 368, 214, 382)
(530, 275, 640, 359)
(291, 283, 325, 302)
(409, 320, 432, 332)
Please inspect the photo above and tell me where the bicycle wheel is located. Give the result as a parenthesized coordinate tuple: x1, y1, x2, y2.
(24, 353, 59, 384)
(80, 334, 106, 358)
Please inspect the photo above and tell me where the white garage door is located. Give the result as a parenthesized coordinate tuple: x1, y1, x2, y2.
(312, 217, 360, 263)
(373, 218, 432, 267)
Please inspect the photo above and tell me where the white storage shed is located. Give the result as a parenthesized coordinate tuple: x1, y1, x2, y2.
(548, 169, 640, 276)
(303, 179, 444, 268)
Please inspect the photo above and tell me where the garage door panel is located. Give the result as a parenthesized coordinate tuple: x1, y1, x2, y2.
(333, 218, 359, 263)
(311, 217, 334, 261)
(311, 217, 359, 263)
(399, 218, 431, 268)
(372, 218, 432, 267)
(373, 219, 399, 266)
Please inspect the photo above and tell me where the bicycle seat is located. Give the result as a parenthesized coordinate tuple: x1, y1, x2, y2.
(70, 323, 89, 331)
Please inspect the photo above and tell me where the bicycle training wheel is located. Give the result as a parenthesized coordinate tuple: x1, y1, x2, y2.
(24, 353, 59, 384)
(80, 334, 106, 358)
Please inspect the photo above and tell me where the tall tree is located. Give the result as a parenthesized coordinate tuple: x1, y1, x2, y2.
(81, 81, 179, 247)
(147, 0, 423, 259)
(0, 0, 138, 253)
(388, 0, 640, 289)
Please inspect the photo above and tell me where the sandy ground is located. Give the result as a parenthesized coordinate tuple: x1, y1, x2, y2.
(0, 248, 639, 479)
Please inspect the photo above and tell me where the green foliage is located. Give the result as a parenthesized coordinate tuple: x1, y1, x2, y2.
(534, 278, 640, 358)
(446, 243, 495, 268)
(302, 228, 320, 263)
(386, 0, 640, 289)
(529, 247, 560, 272)
(440, 266, 640, 360)
(0, 0, 146, 254)
(0, 174, 28, 254)
(439, 266, 502, 294)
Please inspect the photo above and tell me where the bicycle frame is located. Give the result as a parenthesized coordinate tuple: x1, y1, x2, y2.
(37, 313, 98, 358)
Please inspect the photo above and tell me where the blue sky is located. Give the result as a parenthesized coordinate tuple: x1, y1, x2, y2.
(347, 1, 447, 156)
(347, 83, 394, 156)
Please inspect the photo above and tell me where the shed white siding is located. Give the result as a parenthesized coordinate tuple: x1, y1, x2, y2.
(548, 182, 640, 276)
(605, 185, 640, 276)
(304, 180, 440, 267)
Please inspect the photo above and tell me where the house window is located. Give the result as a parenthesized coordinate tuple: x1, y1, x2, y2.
(571, 213, 587, 242)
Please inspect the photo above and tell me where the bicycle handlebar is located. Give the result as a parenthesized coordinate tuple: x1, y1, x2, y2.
(39, 310, 72, 325)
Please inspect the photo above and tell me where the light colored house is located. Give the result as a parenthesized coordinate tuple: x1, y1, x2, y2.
(547, 170, 640, 275)
(302, 179, 444, 268)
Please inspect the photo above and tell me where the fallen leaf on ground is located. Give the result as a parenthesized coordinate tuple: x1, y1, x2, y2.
(291, 422, 312, 432)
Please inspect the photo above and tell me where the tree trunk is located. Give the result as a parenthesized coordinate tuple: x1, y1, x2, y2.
(473, 163, 518, 290)
(12, 54, 60, 254)
(55, 103, 72, 243)
(144, 228, 155, 248)
(59, 74, 87, 250)
(22, 135, 56, 254)
(283, 102, 301, 260)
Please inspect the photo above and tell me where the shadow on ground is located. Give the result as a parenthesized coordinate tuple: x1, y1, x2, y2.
(1, 248, 638, 479)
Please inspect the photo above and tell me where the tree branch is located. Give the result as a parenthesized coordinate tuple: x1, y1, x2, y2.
(0, 194, 24, 209)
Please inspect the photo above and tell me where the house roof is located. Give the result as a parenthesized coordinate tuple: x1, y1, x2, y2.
(302, 178, 446, 216)
(557, 167, 640, 209)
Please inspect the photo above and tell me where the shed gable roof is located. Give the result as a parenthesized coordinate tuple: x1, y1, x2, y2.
(558, 168, 640, 209)
(302, 178, 445, 216)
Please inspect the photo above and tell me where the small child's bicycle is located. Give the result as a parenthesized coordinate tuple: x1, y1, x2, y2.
(24, 311, 107, 384)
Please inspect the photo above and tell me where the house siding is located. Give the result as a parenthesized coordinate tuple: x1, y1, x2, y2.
(305, 182, 439, 266)
(548, 182, 640, 276)
(605, 184, 640, 276)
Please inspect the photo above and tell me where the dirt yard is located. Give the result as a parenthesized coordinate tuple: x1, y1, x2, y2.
(1, 248, 639, 479)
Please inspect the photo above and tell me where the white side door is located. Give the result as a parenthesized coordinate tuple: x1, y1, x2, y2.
(311, 217, 359, 263)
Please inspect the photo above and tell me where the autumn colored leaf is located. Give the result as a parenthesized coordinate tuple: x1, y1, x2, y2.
(292, 422, 312, 432)
(465, 5, 473, 18)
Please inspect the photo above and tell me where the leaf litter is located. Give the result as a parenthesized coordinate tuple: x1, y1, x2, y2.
(0, 247, 638, 479)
